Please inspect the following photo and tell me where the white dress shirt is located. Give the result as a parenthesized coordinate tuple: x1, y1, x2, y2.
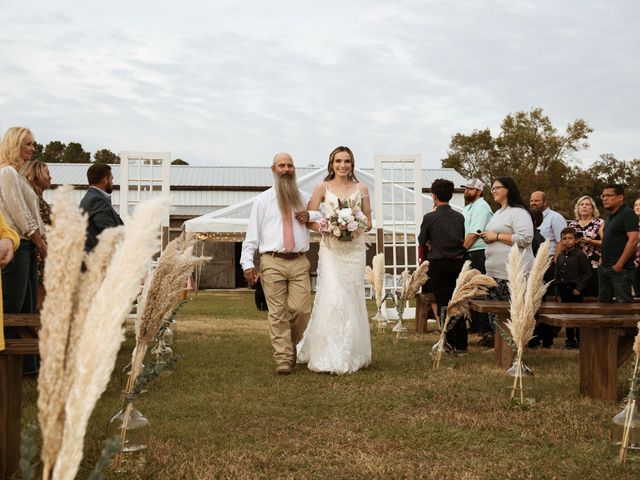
(240, 187, 320, 270)
(539, 207, 567, 255)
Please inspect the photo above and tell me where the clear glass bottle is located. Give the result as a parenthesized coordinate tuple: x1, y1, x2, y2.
(151, 338, 173, 373)
(161, 325, 174, 347)
(430, 339, 454, 368)
(107, 395, 150, 472)
(611, 399, 640, 453)
(506, 358, 535, 404)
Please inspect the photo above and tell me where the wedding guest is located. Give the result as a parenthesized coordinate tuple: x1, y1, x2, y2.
(480, 177, 534, 344)
(79, 163, 123, 252)
(553, 227, 591, 349)
(240, 152, 319, 375)
(565, 195, 604, 297)
(460, 178, 493, 344)
(598, 184, 638, 303)
(419, 179, 467, 354)
(530, 190, 566, 281)
(20, 160, 52, 310)
(0, 127, 46, 315)
(0, 127, 46, 374)
(0, 213, 19, 352)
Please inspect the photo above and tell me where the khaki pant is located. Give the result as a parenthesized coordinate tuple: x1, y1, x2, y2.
(259, 254, 311, 366)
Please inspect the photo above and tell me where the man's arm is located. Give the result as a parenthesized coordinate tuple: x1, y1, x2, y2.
(613, 230, 639, 272)
(463, 233, 479, 250)
(551, 212, 567, 242)
(240, 197, 264, 285)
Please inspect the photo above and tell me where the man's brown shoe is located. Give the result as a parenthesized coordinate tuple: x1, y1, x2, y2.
(276, 363, 292, 375)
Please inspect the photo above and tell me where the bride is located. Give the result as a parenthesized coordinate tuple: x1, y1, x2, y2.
(297, 146, 372, 374)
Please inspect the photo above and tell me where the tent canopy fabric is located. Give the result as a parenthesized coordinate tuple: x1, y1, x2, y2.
(183, 167, 461, 234)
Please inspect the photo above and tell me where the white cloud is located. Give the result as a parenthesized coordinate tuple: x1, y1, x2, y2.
(0, 0, 638, 170)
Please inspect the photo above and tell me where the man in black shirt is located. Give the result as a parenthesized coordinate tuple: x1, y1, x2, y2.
(599, 184, 638, 303)
(418, 179, 467, 353)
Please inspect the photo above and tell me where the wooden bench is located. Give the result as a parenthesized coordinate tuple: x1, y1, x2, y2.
(469, 300, 640, 369)
(415, 293, 436, 333)
(1, 314, 40, 480)
(538, 313, 639, 402)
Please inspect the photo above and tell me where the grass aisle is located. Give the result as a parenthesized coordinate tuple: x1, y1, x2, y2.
(21, 291, 640, 479)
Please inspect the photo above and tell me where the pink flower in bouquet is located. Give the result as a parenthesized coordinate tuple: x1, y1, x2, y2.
(354, 210, 365, 221)
(347, 221, 358, 232)
(318, 217, 329, 234)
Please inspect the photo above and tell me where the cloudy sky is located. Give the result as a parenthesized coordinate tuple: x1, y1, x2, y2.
(1, 0, 638, 169)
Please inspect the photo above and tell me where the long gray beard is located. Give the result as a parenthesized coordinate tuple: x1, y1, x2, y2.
(274, 173, 304, 214)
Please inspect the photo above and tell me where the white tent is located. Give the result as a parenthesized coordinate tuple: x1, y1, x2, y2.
(183, 167, 462, 235)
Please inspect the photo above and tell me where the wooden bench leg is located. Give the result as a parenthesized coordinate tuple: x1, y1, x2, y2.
(579, 327, 623, 402)
(0, 356, 23, 480)
(494, 313, 515, 370)
(415, 293, 429, 333)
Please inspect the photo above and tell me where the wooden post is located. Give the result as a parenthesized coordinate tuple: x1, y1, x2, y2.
(0, 314, 40, 480)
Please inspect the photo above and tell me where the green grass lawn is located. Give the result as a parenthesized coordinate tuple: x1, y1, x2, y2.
(20, 291, 640, 479)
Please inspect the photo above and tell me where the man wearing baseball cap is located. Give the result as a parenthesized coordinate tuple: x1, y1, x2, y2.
(461, 178, 494, 345)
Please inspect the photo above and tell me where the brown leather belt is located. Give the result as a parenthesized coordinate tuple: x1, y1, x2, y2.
(263, 251, 305, 260)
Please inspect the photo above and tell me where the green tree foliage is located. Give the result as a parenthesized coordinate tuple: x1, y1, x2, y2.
(585, 154, 640, 205)
(94, 148, 120, 164)
(171, 158, 189, 165)
(41, 141, 66, 163)
(61, 142, 91, 163)
(32, 141, 44, 161)
(442, 108, 593, 216)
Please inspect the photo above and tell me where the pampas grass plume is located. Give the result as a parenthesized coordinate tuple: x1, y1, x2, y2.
(37, 187, 87, 479)
(52, 197, 169, 480)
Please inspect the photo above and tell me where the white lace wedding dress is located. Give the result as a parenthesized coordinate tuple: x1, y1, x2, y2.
(297, 186, 372, 374)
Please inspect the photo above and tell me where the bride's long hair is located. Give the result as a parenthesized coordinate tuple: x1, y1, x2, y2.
(324, 146, 359, 182)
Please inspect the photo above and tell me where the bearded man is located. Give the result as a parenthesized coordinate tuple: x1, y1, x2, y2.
(240, 153, 320, 375)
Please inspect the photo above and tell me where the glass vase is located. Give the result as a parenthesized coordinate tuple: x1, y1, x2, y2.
(392, 310, 408, 343)
(151, 339, 173, 374)
(430, 339, 454, 368)
(161, 325, 174, 347)
(611, 399, 640, 455)
(107, 395, 150, 472)
(506, 357, 535, 404)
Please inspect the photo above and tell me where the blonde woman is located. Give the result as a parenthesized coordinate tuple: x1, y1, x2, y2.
(0, 127, 46, 316)
(566, 195, 604, 297)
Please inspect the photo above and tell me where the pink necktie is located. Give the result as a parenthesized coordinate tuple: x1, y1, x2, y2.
(282, 212, 295, 252)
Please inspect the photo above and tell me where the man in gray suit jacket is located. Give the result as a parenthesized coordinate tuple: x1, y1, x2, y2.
(79, 163, 124, 252)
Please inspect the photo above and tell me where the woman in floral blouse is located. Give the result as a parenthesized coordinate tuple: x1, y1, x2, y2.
(566, 195, 604, 297)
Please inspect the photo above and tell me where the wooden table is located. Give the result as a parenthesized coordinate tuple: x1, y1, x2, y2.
(1, 314, 40, 480)
(538, 313, 639, 402)
(469, 300, 640, 370)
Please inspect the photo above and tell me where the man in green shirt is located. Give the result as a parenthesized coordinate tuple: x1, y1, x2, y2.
(599, 184, 638, 303)
(461, 179, 494, 341)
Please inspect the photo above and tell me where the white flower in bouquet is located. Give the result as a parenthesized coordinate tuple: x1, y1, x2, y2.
(338, 207, 352, 221)
(332, 227, 341, 237)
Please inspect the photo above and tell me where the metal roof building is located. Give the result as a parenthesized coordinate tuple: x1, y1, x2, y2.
(44, 163, 468, 218)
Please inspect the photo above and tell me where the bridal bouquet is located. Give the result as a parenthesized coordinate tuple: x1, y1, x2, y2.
(318, 198, 368, 241)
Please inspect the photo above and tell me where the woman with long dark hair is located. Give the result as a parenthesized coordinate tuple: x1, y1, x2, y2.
(479, 176, 534, 346)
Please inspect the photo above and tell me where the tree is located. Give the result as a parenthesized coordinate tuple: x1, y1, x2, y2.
(94, 148, 120, 164)
(41, 141, 66, 163)
(32, 141, 44, 161)
(61, 142, 90, 163)
(171, 158, 189, 165)
(442, 108, 593, 215)
(585, 154, 640, 205)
